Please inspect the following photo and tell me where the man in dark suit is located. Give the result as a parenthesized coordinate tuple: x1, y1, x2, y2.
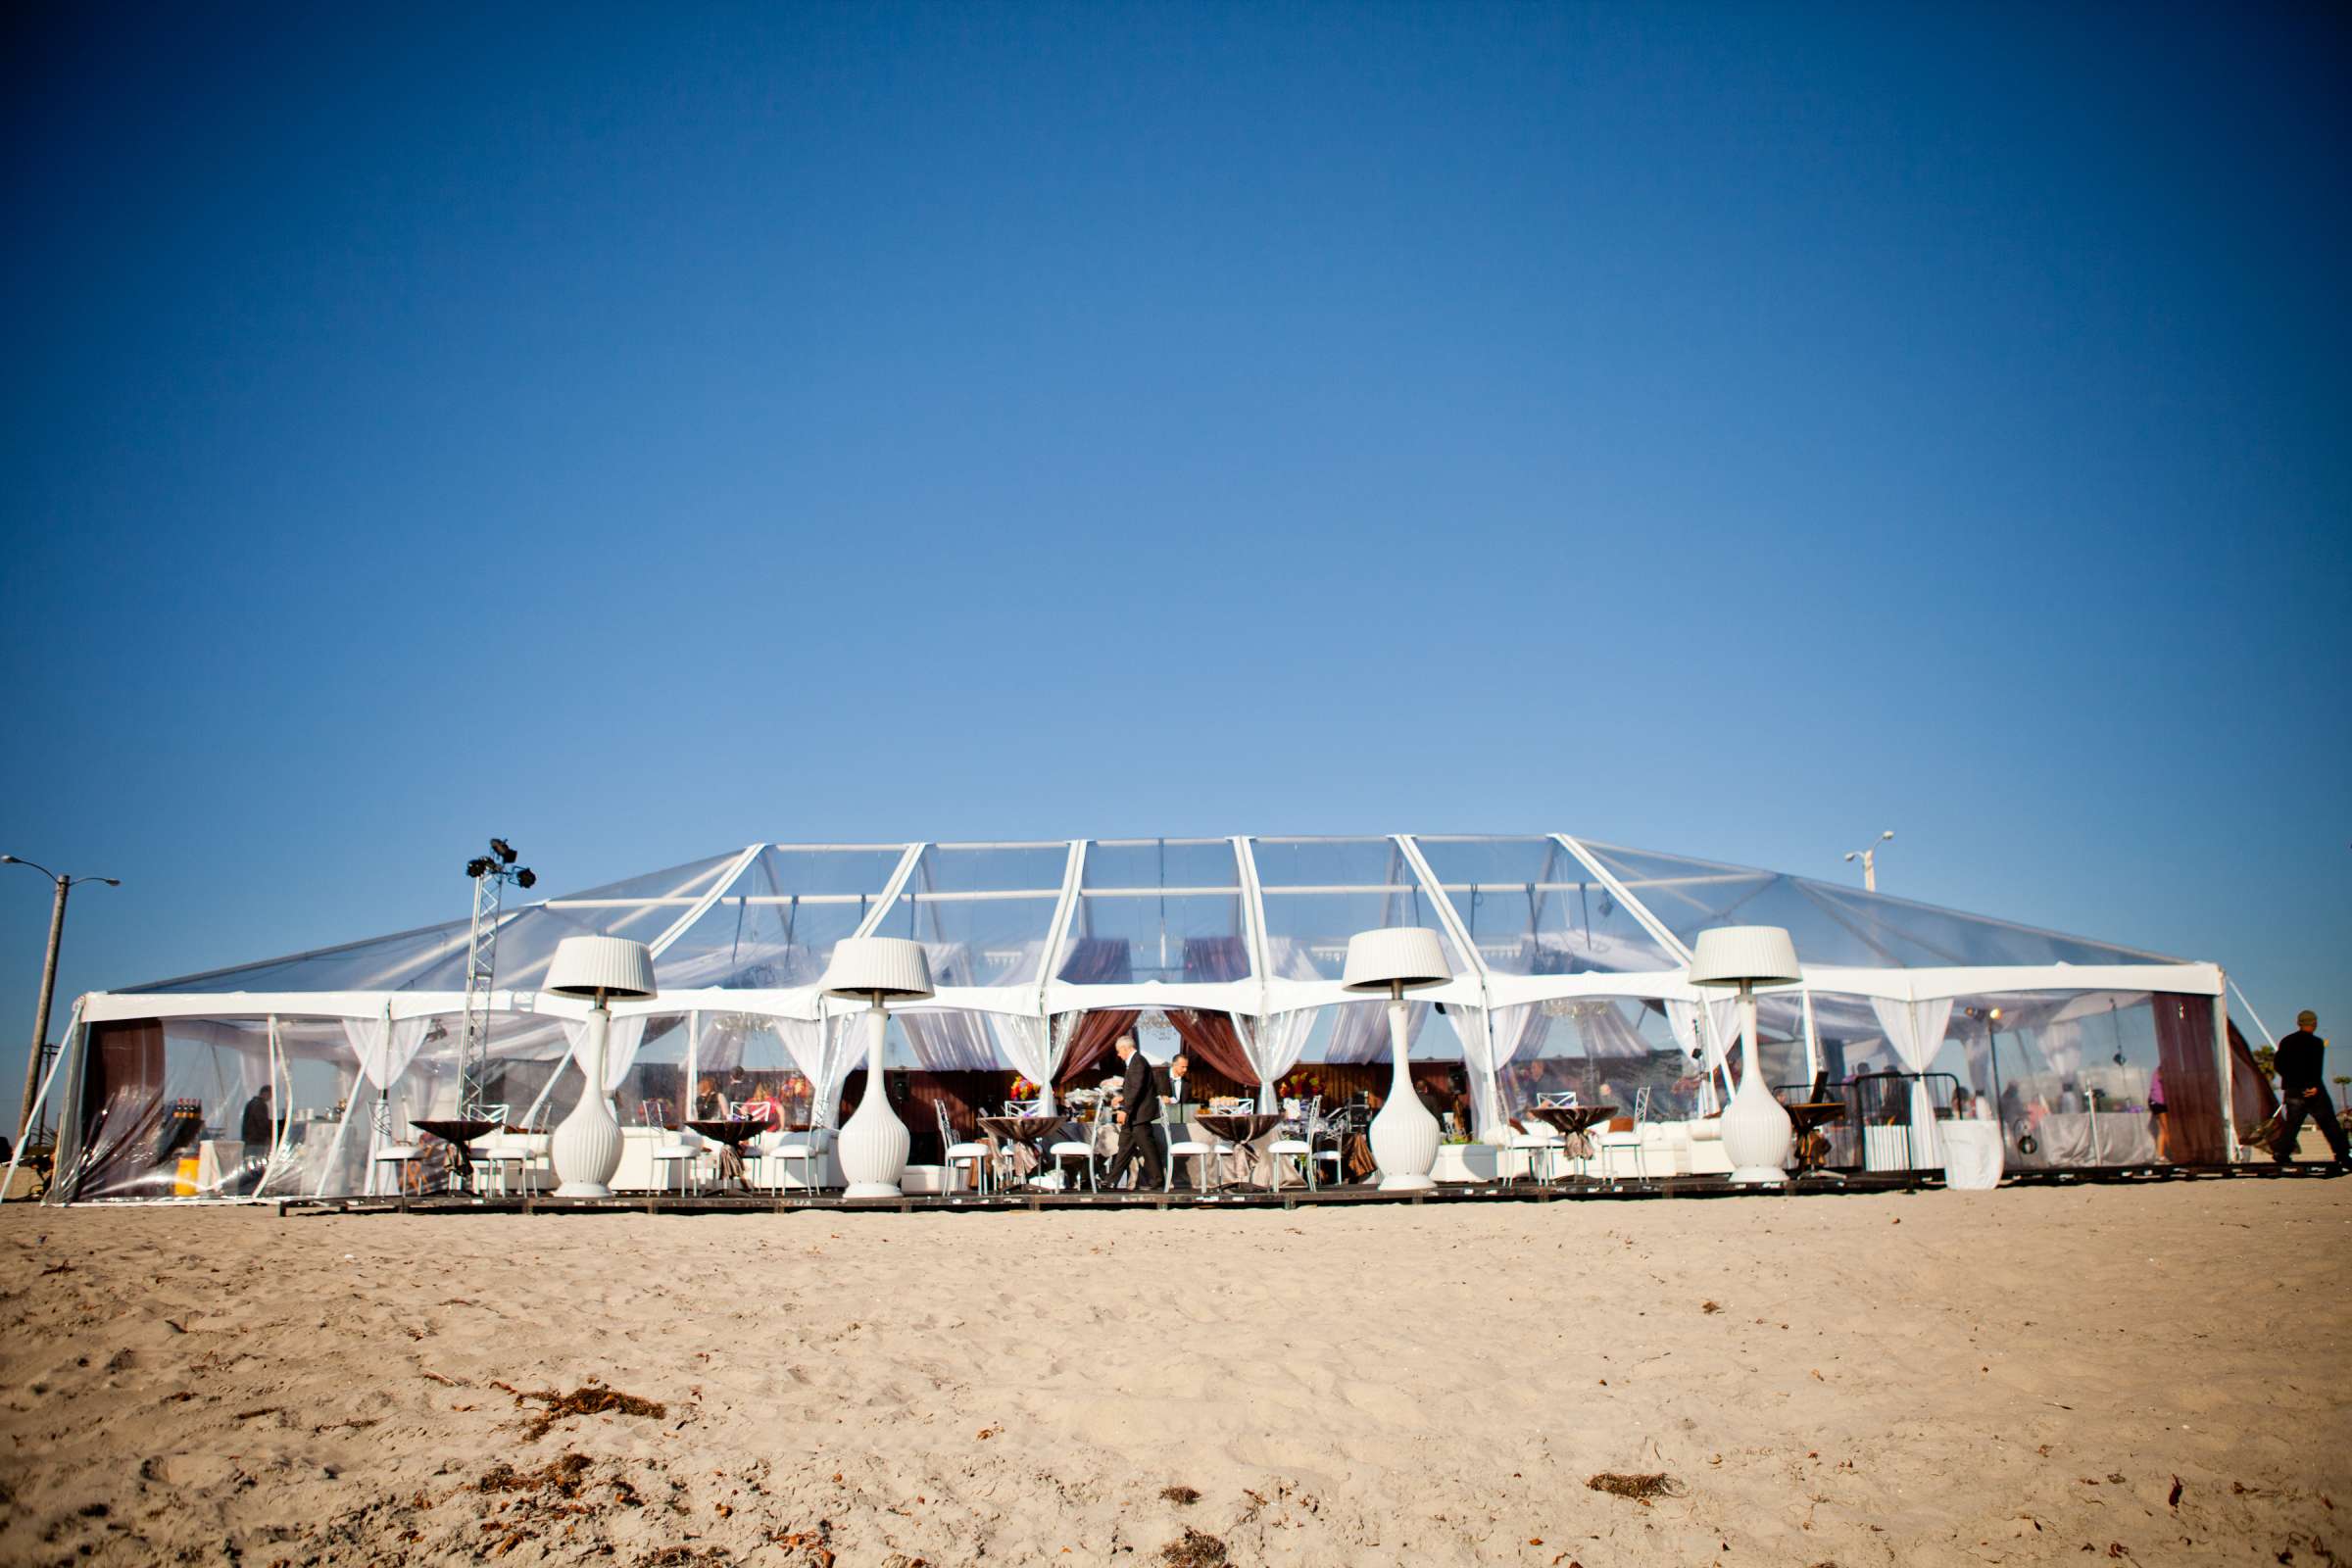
(1102, 1035, 1162, 1190)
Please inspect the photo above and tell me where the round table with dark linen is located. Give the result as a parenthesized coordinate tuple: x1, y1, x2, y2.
(1525, 1104, 1617, 1181)
(686, 1119, 764, 1190)
(413, 1118, 500, 1192)
(1194, 1111, 1286, 1189)
(1782, 1102, 1848, 1179)
(977, 1114, 1070, 1191)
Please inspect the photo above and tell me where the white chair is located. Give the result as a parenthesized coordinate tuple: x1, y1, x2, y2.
(1165, 1110, 1222, 1194)
(935, 1103, 993, 1197)
(1595, 1087, 1651, 1182)
(1046, 1113, 1097, 1193)
(1266, 1096, 1319, 1192)
(371, 1141, 421, 1197)
(1310, 1102, 1351, 1185)
(771, 1125, 831, 1194)
(1505, 1119, 1566, 1186)
(650, 1129, 706, 1195)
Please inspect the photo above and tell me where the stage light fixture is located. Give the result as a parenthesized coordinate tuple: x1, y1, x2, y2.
(515, 867, 536, 890)
(491, 838, 517, 865)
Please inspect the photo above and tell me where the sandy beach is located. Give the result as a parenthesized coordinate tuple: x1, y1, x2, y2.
(1, 1181, 2344, 1567)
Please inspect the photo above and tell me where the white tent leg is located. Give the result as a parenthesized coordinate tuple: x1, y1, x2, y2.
(2, 1019, 74, 1200)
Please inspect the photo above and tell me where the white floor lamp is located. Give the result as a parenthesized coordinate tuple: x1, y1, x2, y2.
(1344, 926, 1453, 1192)
(545, 935, 659, 1198)
(1689, 925, 1801, 1186)
(820, 936, 935, 1199)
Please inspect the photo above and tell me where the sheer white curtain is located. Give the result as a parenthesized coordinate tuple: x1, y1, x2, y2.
(342, 1014, 433, 1092)
(558, 1014, 652, 1095)
(988, 1012, 1075, 1110)
(775, 1013, 859, 1128)
(1235, 1010, 1316, 1110)
(342, 1013, 433, 1196)
(1443, 1004, 1540, 1139)
(1327, 998, 1429, 1063)
(1664, 1001, 1720, 1112)
(1869, 997, 1954, 1164)
(901, 1009, 999, 1071)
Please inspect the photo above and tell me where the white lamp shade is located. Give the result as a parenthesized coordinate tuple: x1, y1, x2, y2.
(1687, 925, 1802, 988)
(819, 936, 936, 1002)
(1341, 926, 1452, 993)
(544, 935, 659, 1001)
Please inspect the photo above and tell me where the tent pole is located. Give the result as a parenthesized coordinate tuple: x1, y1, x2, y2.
(2, 1010, 74, 1200)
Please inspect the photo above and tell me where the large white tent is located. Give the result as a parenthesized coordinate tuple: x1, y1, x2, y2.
(26, 834, 2273, 1202)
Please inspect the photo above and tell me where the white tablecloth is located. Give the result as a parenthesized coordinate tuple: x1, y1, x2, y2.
(2025, 1111, 2156, 1166)
(1938, 1120, 2003, 1190)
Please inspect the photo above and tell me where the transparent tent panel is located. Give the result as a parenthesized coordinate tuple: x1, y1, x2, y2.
(1251, 837, 1467, 981)
(122, 849, 751, 996)
(653, 845, 906, 990)
(1412, 836, 1680, 974)
(1575, 841, 2179, 969)
(126, 918, 473, 996)
(872, 843, 1066, 990)
(1058, 838, 1250, 985)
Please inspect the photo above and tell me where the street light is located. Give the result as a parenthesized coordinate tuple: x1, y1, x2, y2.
(1842, 830, 1895, 893)
(1, 856, 122, 1145)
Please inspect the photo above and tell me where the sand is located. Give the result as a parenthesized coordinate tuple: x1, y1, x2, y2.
(1, 1180, 2345, 1567)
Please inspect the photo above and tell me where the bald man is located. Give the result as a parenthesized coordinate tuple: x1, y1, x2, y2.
(2273, 1010, 2349, 1168)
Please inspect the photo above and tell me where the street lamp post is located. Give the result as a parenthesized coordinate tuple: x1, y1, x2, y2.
(2, 857, 121, 1145)
(1842, 830, 1895, 893)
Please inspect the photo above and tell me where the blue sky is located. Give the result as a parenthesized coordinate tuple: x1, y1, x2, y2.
(3, 3, 2347, 1107)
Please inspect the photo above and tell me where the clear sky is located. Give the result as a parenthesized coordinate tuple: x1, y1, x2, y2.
(3, 4, 2347, 1109)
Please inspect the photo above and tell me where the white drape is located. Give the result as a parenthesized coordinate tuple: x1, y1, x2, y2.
(774, 1014, 859, 1128)
(1327, 998, 1428, 1063)
(559, 1014, 652, 1095)
(1443, 1003, 1540, 1139)
(1235, 1010, 1317, 1110)
(1869, 997, 1954, 1165)
(342, 1014, 432, 1092)
(989, 1012, 1075, 1110)
(1664, 1000, 1719, 1112)
(901, 1009, 998, 1071)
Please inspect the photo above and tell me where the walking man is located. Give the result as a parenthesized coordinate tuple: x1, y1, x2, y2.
(1102, 1035, 1163, 1190)
(2273, 1010, 2350, 1168)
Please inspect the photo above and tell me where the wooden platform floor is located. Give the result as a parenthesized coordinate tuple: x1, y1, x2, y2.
(278, 1159, 2339, 1219)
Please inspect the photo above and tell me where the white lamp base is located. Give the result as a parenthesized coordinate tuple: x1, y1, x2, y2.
(1367, 997, 1441, 1191)
(834, 1004, 907, 1200)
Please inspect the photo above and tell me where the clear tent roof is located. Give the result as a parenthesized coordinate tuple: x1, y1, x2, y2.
(118, 834, 2184, 999)
(1571, 841, 2180, 968)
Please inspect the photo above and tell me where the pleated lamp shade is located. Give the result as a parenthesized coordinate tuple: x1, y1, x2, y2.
(1687, 926, 1802, 988)
(1341, 926, 1452, 993)
(820, 936, 936, 1003)
(545, 935, 660, 1001)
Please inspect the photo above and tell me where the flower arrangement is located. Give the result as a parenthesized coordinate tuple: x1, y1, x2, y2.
(1275, 1068, 1325, 1102)
(1009, 1076, 1040, 1101)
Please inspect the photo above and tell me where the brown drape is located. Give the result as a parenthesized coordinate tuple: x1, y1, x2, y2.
(1055, 1009, 1141, 1086)
(72, 1020, 172, 1200)
(2150, 993, 2225, 1164)
(2227, 1015, 2279, 1141)
(1169, 1009, 1259, 1087)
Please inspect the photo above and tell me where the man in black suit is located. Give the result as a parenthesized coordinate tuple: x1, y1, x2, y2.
(1102, 1035, 1163, 1190)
